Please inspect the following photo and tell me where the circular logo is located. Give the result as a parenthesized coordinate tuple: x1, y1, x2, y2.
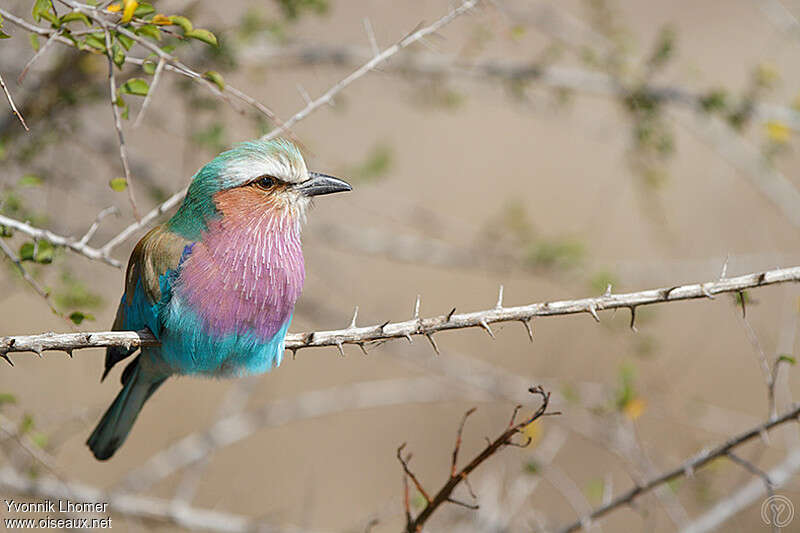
(761, 495, 794, 528)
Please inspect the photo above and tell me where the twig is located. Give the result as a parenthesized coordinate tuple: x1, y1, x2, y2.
(399, 386, 555, 531)
(0, 237, 60, 319)
(0, 72, 28, 131)
(18, 29, 61, 84)
(556, 402, 800, 533)
(0, 214, 121, 267)
(2, 266, 799, 359)
(102, 28, 139, 220)
(133, 57, 165, 128)
(261, 0, 480, 141)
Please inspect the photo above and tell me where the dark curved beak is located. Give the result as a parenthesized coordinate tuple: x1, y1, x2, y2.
(296, 172, 352, 197)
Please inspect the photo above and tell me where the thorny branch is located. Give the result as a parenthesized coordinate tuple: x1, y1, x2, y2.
(1, 266, 798, 360)
(556, 401, 800, 533)
(398, 386, 555, 532)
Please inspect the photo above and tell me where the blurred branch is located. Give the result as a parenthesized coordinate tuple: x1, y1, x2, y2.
(0, 72, 28, 131)
(120, 376, 491, 493)
(683, 447, 800, 533)
(2, 265, 799, 358)
(0, 466, 316, 533)
(399, 386, 555, 532)
(241, 43, 800, 131)
(260, 0, 480, 142)
(557, 402, 800, 533)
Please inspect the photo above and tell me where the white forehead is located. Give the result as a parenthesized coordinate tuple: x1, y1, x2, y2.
(220, 139, 309, 186)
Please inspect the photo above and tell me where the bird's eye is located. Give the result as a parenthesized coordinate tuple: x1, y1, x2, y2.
(256, 176, 276, 189)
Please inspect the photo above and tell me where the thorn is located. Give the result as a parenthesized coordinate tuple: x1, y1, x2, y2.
(604, 284, 612, 297)
(629, 306, 638, 332)
(336, 342, 345, 357)
(661, 285, 680, 300)
(0, 352, 12, 367)
(413, 294, 421, 321)
(379, 320, 390, 333)
(64, 348, 73, 358)
(496, 285, 504, 309)
(520, 318, 534, 342)
(363, 17, 380, 58)
(405, 334, 413, 344)
(479, 319, 495, 339)
(701, 284, 715, 299)
(426, 333, 440, 355)
(719, 253, 730, 280)
(684, 464, 695, 478)
(588, 303, 601, 323)
(290, 347, 298, 360)
(357, 343, 368, 356)
(446, 307, 457, 321)
(296, 83, 312, 105)
(32, 344, 43, 357)
(759, 428, 771, 445)
(738, 291, 747, 318)
(349, 306, 359, 328)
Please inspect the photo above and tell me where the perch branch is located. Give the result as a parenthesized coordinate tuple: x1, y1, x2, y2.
(1, 266, 799, 359)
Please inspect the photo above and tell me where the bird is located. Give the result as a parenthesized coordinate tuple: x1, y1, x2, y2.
(87, 138, 351, 460)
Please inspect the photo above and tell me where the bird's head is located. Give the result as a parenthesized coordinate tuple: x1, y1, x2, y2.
(169, 138, 351, 240)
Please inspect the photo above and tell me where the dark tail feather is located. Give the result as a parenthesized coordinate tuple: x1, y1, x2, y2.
(87, 356, 166, 460)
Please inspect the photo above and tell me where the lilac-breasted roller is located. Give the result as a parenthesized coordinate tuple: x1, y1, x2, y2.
(87, 138, 351, 460)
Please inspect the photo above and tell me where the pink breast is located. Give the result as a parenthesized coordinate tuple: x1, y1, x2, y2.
(175, 210, 305, 341)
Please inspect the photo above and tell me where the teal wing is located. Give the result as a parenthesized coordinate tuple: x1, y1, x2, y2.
(103, 225, 191, 381)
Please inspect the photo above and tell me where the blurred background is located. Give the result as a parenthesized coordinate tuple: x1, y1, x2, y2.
(1, 0, 800, 531)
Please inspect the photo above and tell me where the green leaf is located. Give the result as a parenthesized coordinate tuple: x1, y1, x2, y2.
(69, 311, 95, 325)
(112, 42, 125, 68)
(83, 33, 106, 51)
(60, 11, 91, 26)
(203, 70, 225, 91)
(32, 0, 53, 23)
(133, 2, 155, 17)
(19, 241, 54, 263)
(29, 34, 40, 52)
(142, 60, 156, 75)
(19, 242, 35, 261)
(34, 240, 54, 264)
(185, 28, 217, 46)
(168, 15, 193, 32)
(778, 354, 797, 365)
(135, 24, 161, 41)
(120, 77, 149, 96)
(116, 32, 134, 50)
(19, 414, 34, 435)
(0, 14, 9, 39)
(0, 393, 17, 407)
(18, 174, 42, 188)
(109, 177, 128, 191)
